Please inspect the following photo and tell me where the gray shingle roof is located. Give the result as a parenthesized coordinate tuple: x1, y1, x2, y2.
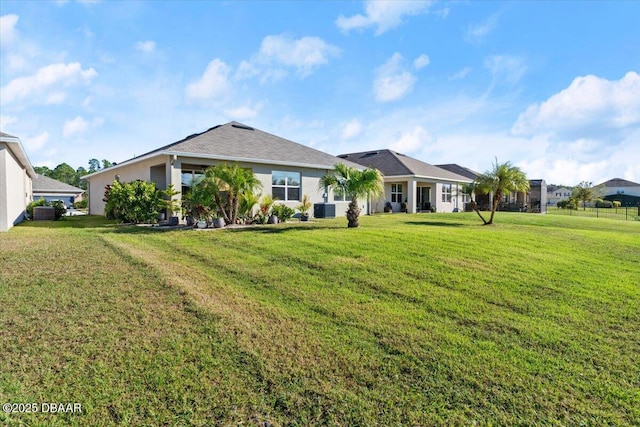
(134, 121, 361, 169)
(0, 131, 17, 138)
(338, 150, 472, 182)
(435, 163, 480, 180)
(598, 178, 640, 187)
(33, 174, 84, 193)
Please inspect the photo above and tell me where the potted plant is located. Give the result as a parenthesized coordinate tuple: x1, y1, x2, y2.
(400, 201, 408, 213)
(257, 194, 277, 224)
(297, 194, 312, 221)
(384, 201, 392, 213)
(192, 204, 211, 229)
(212, 216, 225, 228)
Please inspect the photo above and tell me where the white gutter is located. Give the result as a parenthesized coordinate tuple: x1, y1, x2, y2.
(382, 174, 473, 183)
(0, 134, 36, 179)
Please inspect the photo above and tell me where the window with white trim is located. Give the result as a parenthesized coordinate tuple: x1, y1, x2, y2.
(272, 171, 301, 201)
(391, 184, 403, 203)
(442, 184, 452, 202)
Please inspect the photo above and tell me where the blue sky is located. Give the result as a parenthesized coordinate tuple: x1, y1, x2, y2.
(1, 0, 639, 185)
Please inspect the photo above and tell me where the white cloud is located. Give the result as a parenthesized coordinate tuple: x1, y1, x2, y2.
(185, 59, 231, 101)
(373, 53, 416, 102)
(466, 14, 498, 42)
(1, 62, 97, 104)
(341, 119, 362, 139)
(389, 126, 431, 153)
(24, 132, 49, 151)
(484, 55, 527, 84)
(336, 1, 434, 35)
(413, 54, 430, 70)
(224, 104, 259, 120)
(513, 71, 640, 137)
(46, 92, 67, 105)
(0, 115, 18, 130)
(237, 34, 340, 81)
(135, 40, 156, 53)
(0, 14, 19, 46)
(449, 67, 472, 80)
(63, 116, 89, 137)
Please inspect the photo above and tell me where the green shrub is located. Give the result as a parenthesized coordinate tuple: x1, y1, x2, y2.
(271, 204, 295, 222)
(612, 201, 622, 209)
(595, 200, 613, 208)
(557, 199, 578, 209)
(74, 199, 88, 209)
(26, 198, 48, 217)
(50, 201, 67, 219)
(104, 180, 161, 224)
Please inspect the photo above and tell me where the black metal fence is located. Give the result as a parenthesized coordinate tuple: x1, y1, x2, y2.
(547, 206, 640, 221)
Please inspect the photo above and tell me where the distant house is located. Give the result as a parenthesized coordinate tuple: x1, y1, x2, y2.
(83, 122, 363, 218)
(0, 132, 35, 231)
(598, 178, 640, 206)
(33, 174, 85, 208)
(338, 150, 472, 213)
(546, 186, 573, 206)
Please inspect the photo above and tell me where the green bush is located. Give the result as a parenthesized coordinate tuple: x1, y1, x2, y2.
(557, 199, 578, 209)
(595, 200, 613, 208)
(104, 180, 161, 224)
(74, 199, 88, 209)
(26, 198, 48, 217)
(271, 204, 295, 222)
(50, 201, 67, 219)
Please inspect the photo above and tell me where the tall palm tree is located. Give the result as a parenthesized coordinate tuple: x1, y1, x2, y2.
(319, 163, 384, 228)
(201, 163, 262, 224)
(472, 159, 529, 225)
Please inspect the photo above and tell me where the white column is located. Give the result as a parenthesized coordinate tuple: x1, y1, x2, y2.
(407, 179, 417, 213)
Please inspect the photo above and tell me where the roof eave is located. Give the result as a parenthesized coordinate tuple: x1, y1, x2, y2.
(381, 174, 473, 183)
(1, 135, 36, 179)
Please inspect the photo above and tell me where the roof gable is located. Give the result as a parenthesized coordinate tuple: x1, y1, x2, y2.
(33, 174, 84, 193)
(598, 178, 640, 187)
(339, 149, 472, 182)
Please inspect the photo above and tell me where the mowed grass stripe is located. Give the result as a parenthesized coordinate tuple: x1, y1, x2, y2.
(1, 213, 639, 425)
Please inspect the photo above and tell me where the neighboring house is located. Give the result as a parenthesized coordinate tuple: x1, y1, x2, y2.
(338, 150, 472, 213)
(547, 187, 573, 206)
(436, 163, 490, 210)
(33, 174, 85, 208)
(598, 178, 640, 206)
(437, 163, 547, 213)
(83, 122, 363, 217)
(0, 132, 35, 232)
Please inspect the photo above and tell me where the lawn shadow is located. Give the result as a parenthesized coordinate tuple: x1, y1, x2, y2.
(403, 221, 467, 227)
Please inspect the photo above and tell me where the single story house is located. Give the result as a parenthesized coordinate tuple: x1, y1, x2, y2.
(598, 178, 640, 207)
(338, 150, 473, 213)
(437, 163, 547, 213)
(33, 174, 85, 208)
(83, 122, 364, 218)
(546, 187, 573, 206)
(1, 132, 35, 231)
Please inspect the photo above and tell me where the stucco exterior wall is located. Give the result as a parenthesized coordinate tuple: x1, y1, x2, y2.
(0, 143, 33, 231)
(86, 155, 355, 218)
(86, 155, 168, 215)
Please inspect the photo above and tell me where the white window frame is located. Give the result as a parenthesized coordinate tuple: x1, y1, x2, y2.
(442, 184, 452, 203)
(391, 184, 403, 203)
(272, 171, 301, 201)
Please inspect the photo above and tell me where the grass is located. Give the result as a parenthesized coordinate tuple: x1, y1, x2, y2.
(547, 205, 640, 221)
(1, 213, 639, 426)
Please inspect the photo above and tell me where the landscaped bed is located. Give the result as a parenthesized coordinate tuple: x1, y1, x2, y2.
(1, 213, 639, 426)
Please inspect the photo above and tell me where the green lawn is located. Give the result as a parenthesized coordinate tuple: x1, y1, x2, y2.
(1, 213, 639, 426)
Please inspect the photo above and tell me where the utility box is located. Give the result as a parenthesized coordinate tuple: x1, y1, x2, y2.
(314, 203, 336, 218)
(33, 206, 55, 221)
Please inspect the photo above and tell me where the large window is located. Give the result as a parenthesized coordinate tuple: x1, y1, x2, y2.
(391, 184, 403, 203)
(442, 184, 452, 203)
(272, 171, 300, 201)
(181, 169, 204, 194)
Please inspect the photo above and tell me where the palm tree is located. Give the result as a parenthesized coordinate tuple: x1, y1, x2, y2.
(319, 163, 384, 228)
(200, 163, 262, 225)
(472, 159, 529, 225)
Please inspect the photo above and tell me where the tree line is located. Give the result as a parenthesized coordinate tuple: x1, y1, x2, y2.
(34, 159, 115, 190)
